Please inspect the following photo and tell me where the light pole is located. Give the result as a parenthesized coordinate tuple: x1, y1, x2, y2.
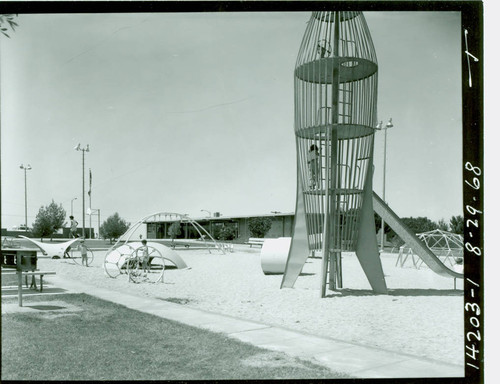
(74, 143, 90, 238)
(201, 209, 211, 217)
(375, 118, 394, 252)
(19, 164, 32, 232)
(88, 168, 93, 238)
(71, 197, 77, 216)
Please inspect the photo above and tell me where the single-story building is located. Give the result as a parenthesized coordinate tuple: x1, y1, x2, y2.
(145, 212, 295, 243)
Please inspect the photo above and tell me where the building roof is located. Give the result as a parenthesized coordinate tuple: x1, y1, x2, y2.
(145, 212, 295, 223)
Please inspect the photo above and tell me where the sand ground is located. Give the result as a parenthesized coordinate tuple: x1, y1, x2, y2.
(36, 244, 464, 366)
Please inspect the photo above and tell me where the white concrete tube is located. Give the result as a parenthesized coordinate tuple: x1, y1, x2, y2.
(260, 237, 291, 275)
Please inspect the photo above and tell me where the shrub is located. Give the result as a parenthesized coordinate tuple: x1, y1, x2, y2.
(215, 226, 237, 241)
(248, 217, 272, 238)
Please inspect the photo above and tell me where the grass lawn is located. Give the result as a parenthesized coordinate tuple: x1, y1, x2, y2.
(1, 293, 348, 380)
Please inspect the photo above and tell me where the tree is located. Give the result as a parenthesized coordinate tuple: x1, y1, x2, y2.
(168, 221, 182, 243)
(449, 215, 464, 234)
(248, 217, 272, 238)
(0, 14, 18, 38)
(400, 216, 438, 234)
(386, 216, 438, 247)
(437, 218, 449, 231)
(100, 213, 130, 243)
(31, 200, 66, 241)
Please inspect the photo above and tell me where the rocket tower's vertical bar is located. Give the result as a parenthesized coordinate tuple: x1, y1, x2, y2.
(281, 11, 388, 296)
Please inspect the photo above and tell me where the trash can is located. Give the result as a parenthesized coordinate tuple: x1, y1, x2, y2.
(17, 250, 37, 271)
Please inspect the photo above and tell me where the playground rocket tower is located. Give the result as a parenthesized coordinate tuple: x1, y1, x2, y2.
(281, 11, 388, 297)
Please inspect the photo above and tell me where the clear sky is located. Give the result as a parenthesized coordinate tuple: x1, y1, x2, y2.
(1, 10, 462, 231)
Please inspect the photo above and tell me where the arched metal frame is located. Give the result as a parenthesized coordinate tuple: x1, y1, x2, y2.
(103, 212, 224, 281)
(109, 211, 226, 255)
(282, 11, 387, 296)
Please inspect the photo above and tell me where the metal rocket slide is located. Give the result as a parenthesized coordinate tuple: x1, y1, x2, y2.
(372, 193, 464, 279)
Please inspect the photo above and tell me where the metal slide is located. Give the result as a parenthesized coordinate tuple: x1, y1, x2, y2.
(372, 193, 463, 279)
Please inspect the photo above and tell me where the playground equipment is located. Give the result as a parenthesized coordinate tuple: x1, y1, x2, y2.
(2, 236, 20, 248)
(396, 229, 464, 270)
(18, 235, 81, 259)
(280, 11, 464, 296)
(125, 244, 166, 283)
(104, 241, 188, 280)
(282, 11, 387, 297)
(373, 194, 463, 279)
(103, 212, 222, 281)
(260, 238, 292, 274)
(263, 195, 465, 280)
(110, 212, 225, 253)
(68, 246, 95, 266)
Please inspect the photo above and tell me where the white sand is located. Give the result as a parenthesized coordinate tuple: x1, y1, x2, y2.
(38, 245, 464, 366)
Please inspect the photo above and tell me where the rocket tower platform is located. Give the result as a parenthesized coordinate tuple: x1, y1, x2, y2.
(281, 11, 388, 297)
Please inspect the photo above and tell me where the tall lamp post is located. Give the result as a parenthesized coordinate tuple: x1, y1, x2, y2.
(375, 118, 394, 251)
(74, 144, 90, 238)
(19, 164, 32, 232)
(71, 197, 77, 216)
(201, 209, 212, 217)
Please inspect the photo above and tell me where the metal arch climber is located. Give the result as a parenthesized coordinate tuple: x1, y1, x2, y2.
(116, 211, 225, 254)
(103, 212, 225, 280)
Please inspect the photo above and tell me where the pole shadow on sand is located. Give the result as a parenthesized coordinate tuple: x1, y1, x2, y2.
(325, 288, 463, 298)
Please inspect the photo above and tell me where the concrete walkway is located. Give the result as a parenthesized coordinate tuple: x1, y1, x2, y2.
(6, 275, 463, 379)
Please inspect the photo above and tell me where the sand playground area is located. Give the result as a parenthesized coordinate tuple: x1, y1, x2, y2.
(36, 244, 464, 367)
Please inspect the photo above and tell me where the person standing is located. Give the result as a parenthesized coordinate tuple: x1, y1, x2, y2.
(78, 239, 89, 267)
(69, 216, 79, 238)
(307, 144, 321, 189)
(140, 239, 151, 274)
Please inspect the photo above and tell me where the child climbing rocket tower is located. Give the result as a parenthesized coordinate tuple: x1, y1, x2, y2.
(281, 11, 388, 297)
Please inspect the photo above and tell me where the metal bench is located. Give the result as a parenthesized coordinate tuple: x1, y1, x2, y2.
(246, 238, 266, 248)
(24, 271, 57, 292)
(1, 269, 56, 292)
